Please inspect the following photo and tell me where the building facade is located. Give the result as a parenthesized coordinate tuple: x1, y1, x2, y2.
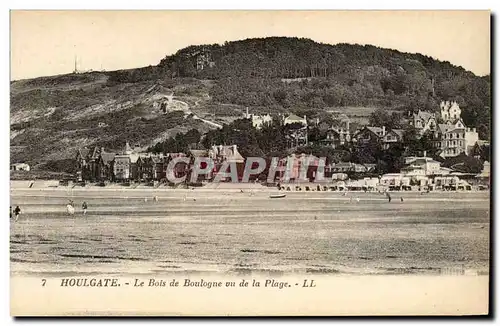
(10, 163, 30, 172)
(353, 126, 386, 145)
(382, 129, 404, 149)
(408, 110, 437, 135)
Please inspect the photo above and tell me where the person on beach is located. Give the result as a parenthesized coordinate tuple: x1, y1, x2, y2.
(153, 196, 158, 202)
(386, 192, 392, 203)
(67, 200, 75, 215)
(82, 201, 88, 215)
(14, 206, 21, 221)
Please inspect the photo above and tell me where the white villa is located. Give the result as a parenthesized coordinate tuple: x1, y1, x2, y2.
(10, 162, 30, 172)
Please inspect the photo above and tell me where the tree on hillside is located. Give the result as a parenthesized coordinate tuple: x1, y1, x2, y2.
(183, 128, 201, 145)
(402, 127, 436, 157)
(368, 109, 402, 129)
(471, 143, 490, 162)
(380, 143, 405, 173)
(307, 126, 326, 144)
(351, 143, 380, 165)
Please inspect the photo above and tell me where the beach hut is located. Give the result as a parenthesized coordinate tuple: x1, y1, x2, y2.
(434, 176, 460, 191)
(380, 173, 403, 191)
(346, 179, 364, 191)
(363, 177, 379, 192)
(457, 179, 472, 191)
(335, 180, 346, 192)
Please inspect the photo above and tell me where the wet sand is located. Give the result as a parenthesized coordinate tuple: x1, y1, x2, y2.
(10, 189, 490, 276)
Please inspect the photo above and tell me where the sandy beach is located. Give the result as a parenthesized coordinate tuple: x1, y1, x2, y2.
(10, 186, 490, 277)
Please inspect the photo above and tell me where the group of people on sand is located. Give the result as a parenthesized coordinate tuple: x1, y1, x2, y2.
(66, 200, 88, 216)
(341, 190, 405, 203)
(144, 196, 159, 203)
(11, 200, 90, 220)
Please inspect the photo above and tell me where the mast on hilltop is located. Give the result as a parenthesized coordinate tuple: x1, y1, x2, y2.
(73, 55, 78, 74)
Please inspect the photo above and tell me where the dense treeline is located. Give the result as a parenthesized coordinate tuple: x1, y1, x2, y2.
(156, 37, 490, 139)
(147, 117, 485, 175)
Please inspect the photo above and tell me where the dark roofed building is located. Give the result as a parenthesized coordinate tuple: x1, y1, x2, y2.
(382, 129, 405, 149)
(97, 151, 116, 181)
(409, 110, 437, 134)
(353, 126, 387, 145)
(75, 146, 102, 181)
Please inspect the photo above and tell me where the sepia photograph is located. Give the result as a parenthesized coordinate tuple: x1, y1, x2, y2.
(9, 9, 491, 316)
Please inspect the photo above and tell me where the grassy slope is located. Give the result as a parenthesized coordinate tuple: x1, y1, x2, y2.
(10, 73, 220, 169)
(10, 70, 396, 172)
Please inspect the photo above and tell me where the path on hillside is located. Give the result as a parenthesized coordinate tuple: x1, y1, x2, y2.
(172, 93, 222, 129)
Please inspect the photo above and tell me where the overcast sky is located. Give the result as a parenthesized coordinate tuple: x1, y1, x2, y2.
(10, 10, 490, 80)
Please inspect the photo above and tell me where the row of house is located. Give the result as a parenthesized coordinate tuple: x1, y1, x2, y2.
(244, 101, 484, 158)
(276, 152, 489, 191)
(76, 141, 489, 191)
(76, 142, 246, 183)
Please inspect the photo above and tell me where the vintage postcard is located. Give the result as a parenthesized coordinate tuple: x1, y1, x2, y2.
(10, 10, 490, 316)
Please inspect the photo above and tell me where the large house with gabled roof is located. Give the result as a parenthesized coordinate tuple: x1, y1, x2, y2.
(432, 121, 478, 158)
(75, 146, 102, 181)
(382, 129, 405, 149)
(283, 113, 308, 148)
(352, 126, 387, 145)
(283, 113, 307, 126)
(408, 110, 437, 135)
(429, 101, 480, 158)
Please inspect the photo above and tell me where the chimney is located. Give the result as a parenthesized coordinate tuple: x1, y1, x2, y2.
(423, 150, 427, 157)
(473, 128, 476, 133)
(246, 107, 249, 118)
(382, 126, 386, 136)
(101, 147, 105, 154)
(233, 144, 237, 154)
